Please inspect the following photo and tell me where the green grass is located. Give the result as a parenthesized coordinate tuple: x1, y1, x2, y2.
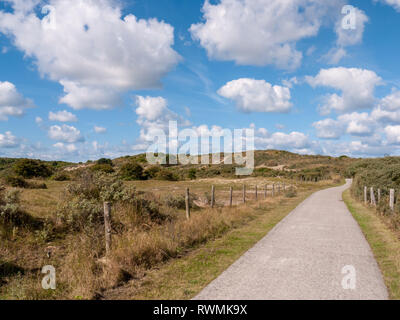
(343, 189, 400, 300)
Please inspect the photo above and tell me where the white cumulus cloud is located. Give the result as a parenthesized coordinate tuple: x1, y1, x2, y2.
(0, 0, 180, 110)
(190, 0, 343, 70)
(306, 67, 382, 114)
(217, 78, 292, 113)
(49, 110, 77, 122)
(0, 81, 34, 120)
(0, 131, 19, 148)
(48, 124, 84, 143)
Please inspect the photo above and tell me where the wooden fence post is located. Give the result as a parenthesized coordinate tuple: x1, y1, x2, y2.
(185, 188, 190, 219)
(390, 189, 395, 211)
(264, 185, 267, 199)
(255, 185, 258, 201)
(370, 187, 376, 207)
(103, 202, 112, 254)
(229, 187, 233, 207)
(364, 186, 367, 204)
(378, 189, 381, 203)
(243, 185, 246, 204)
(278, 184, 281, 194)
(272, 184, 275, 197)
(283, 183, 286, 192)
(211, 185, 215, 208)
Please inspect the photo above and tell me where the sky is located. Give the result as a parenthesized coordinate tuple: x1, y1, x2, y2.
(1, 0, 400, 162)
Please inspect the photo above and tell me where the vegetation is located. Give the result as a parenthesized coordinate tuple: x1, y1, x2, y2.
(344, 190, 400, 299)
(0, 149, 362, 299)
(13, 159, 53, 179)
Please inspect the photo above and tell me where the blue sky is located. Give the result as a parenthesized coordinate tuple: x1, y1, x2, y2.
(1, 0, 400, 161)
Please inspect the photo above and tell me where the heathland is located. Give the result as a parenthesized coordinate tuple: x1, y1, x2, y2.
(1, 150, 399, 299)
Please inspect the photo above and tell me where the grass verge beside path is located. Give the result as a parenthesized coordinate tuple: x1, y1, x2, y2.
(343, 190, 400, 300)
(103, 185, 335, 300)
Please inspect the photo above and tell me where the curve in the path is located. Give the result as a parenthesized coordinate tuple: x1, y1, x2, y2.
(194, 180, 388, 300)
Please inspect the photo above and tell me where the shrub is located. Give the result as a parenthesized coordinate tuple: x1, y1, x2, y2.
(13, 159, 52, 178)
(162, 193, 198, 210)
(3, 176, 46, 189)
(119, 162, 144, 180)
(97, 158, 113, 166)
(144, 166, 161, 179)
(52, 172, 70, 181)
(155, 169, 178, 181)
(4, 176, 28, 188)
(188, 168, 197, 180)
(90, 164, 115, 174)
(285, 187, 297, 198)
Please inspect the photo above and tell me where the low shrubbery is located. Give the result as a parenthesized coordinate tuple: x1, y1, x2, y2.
(13, 159, 53, 179)
(4, 176, 47, 189)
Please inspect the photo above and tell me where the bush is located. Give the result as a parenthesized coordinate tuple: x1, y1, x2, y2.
(13, 159, 53, 179)
(4, 176, 28, 188)
(188, 168, 197, 180)
(90, 164, 115, 174)
(57, 171, 167, 231)
(52, 172, 70, 181)
(3, 176, 47, 189)
(144, 166, 161, 179)
(285, 187, 297, 198)
(155, 169, 178, 181)
(162, 193, 198, 209)
(97, 158, 113, 166)
(119, 162, 144, 180)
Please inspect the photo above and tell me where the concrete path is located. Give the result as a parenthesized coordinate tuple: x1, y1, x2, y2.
(194, 180, 388, 300)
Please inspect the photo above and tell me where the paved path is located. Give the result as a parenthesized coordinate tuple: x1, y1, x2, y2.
(194, 180, 388, 300)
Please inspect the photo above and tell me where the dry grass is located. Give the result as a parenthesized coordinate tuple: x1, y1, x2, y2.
(0, 177, 335, 300)
(343, 190, 400, 299)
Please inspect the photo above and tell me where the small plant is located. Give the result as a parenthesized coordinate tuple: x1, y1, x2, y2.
(285, 187, 297, 198)
(162, 193, 198, 209)
(188, 168, 197, 180)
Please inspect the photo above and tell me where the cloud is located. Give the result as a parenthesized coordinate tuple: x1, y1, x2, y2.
(324, 6, 368, 64)
(53, 142, 77, 153)
(190, 0, 343, 70)
(306, 67, 382, 114)
(48, 110, 77, 122)
(313, 118, 344, 139)
(0, 131, 19, 148)
(217, 78, 292, 113)
(0, 0, 180, 110)
(0, 81, 34, 120)
(385, 125, 400, 144)
(375, 0, 400, 12)
(135, 96, 168, 121)
(94, 126, 107, 134)
(338, 112, 375, 136)
(133, 96, 191, 150)
(48, 124, 84, 143)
